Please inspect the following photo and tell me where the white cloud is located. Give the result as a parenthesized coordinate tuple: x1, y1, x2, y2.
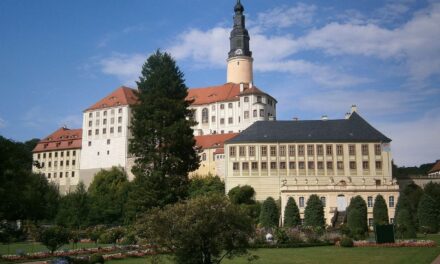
(253, 3, 316, 30)
(0, 117, 6, 129)
(379, 109, 440, 166)
(99, 53, 147, 85)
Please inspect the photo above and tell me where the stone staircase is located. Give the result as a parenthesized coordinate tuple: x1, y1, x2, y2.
(332, 211, 346, 228)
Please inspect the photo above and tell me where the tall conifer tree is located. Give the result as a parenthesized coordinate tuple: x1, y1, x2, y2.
(303, 195, 325, 229)
(283, 197, 300, 228)
(373, 194, 389, 225)
(127, 51, 199, 219)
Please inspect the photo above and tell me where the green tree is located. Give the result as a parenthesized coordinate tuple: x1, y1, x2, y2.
(38, 226, 70, 254)
(373, 195, 389, 225)
(259, 197, 279, 228)
(188, 175, 225, 198)
(303, 195, 325, 229)
(136, 194, 254, 264)
(88, 167, 130, 226)
(56, 183, 90, 228)
(283, 197, 300, 228)
(402, 183, 424, 227)
(394, 194, 417, 238)
(418, 193, 439, 233)
(228, 185, 256, 205)
(128, 51, 199, 219)
(347, 196, 368, 240)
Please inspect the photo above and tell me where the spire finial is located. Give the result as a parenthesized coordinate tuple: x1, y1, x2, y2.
(234, 0, 244, 13)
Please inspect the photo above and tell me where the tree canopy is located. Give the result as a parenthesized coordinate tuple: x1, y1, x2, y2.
(188, 175, 225, 198)
(228, 185, 256, 205)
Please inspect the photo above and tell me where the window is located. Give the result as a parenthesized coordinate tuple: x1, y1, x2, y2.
(118, 126, 122, 133)
(362, 144, 369, 155)
(118, 116, 122, 124)
(60, 172, 63, 178)
(280, 162, 286, 169)
(49, 152, 52, 158)
(103, 119, 107, 125)
(242, 162, 249, 170)
(107, 139, 111, 145)
(298, 145, 305, 156)
(289, 162, 296, 169)
(220, 104, 224, 110)
(279, 146, 286, 156)
(211, 116, 216, 122)
(326, 145, 333, 155)
(317, 161, 324, 170)
(363, 161, 369, 170)
(96, 119, 100, 126)
(375, 144, 381, 155)
(249, 146, 255, 156)
(106, 150, 110, 155)
(337, 161, 344, 170)
(111, 109, 115, 115)
(202, 108, 209, 123)
(349, 161, 356, 170)
(349, 145, 356, 156)
(73, 151, 76, 156)
(48, 173, 51, 179)
(259, 109, 264, 117)
(299, 197, 305, 207)
(228, 117, 233, 124)
(288, 145, 295, 156)
(66, 160, 69, 166)
(230, 147, 236, 157)
(89, 113, 92, 118)
(72, 171, 75, 177)
(336, 145, 343, 155)
(299, 162, 305, 170)
(118, 108, 122, 114)
(270, 162, 277, 169)
(66, 151, 70, 157)
(376, 161, 382, 170)
(244, 97, 249, 102)
(43, 153, 46, 159)
(367, 196, 373, 207)
(251, 162, 258, 170)
(96, 112, 100, 117)
(88, 141, 92, 147)
(257, 96, 262, 103)
(54, 172, 57, 178)
(270, 146, 276, 156)
(48, 161, 52, 168)
(228, 103, 233, 108)
(368, 218, 373, 227)
(253, 110, 257, 117)
(110, 127, 114, 134)
(220, 118, 225, 125)
(88, 121, 92, 127)
(308, 161, 315, 170)
(233, 162, 239, 170)
(321, 197, 326, 207)
(317, 145, 323, 156)
(390, 218, 394, 224)
(237, 146, 245, 156)
(376, 179, 381, 186)
(261, 146, 267, 156)
(202, 153, 206, 161)
(72, 160, 76, 166)
(66, 172, 69, 178)
(103, 128, 107, 134)
(211, 105, 215, 111)
(103, 110, 107, 116)
(389, 196, 395, 207)
(55, 152, 58, 158)
(111, 117, 115, 124)
(95, 129, 99, 135)
(327, 161, 333, 170)
(307, 145, 314, 156)
(97, 152, 100, 156)
(244, 111, 249, 119)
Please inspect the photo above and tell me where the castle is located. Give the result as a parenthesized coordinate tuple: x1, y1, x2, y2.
(32, 0, 399, 226)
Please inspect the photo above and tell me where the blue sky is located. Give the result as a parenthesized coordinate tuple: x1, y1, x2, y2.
(0, 0, 439, 166)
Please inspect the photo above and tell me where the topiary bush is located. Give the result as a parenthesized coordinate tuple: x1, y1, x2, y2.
(284, 197, 300, 228)
(303, 195, 325, 229)
(259, 197, 279, 228)
(340, 237, 354, 247)
(89, 254, 105, 264)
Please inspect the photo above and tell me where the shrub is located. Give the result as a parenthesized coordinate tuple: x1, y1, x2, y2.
(347, 196, 368, 240)
(259, 197, 279, 228)
(228, 185, 256, 205)
(38, 226, 70, 254)
(418, 193, 439, 233)
(274, 228, 289, 244)
(283, 197, 300, 228)
(373, 195, 389, 225)
(395, 209, 417, 239)
(340, 237, 354, 247)
(89, 254, 105, 264)
(99, 227, 125, 245)
(303, 195, 325, 229)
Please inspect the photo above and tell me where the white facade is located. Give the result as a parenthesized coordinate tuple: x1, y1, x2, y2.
(79, 105, 134, 186)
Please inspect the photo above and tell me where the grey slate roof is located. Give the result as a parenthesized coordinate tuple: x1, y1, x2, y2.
(227, 112, 391, 144)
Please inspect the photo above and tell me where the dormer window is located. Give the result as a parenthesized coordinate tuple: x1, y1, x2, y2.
(244, 97, 249, 102)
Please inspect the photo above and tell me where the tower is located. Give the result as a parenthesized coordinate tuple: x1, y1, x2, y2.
(227, 0, 253, 84)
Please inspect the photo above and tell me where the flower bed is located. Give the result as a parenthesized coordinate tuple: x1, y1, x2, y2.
(353, 240, 436, 247)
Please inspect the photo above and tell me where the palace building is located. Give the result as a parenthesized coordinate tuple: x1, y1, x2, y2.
(224, 107, 399, 226)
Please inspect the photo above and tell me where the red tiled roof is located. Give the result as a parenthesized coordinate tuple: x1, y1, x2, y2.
(187, 83, 274, 105)
(33, 127, 82, 153)
(195, 133, 239, 150)
(429, 160, 440, 174)
(214, 148, 225, 155)
(85, 86, 138, 111)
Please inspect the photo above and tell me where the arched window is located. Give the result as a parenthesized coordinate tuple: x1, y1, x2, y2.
(202, 108, 209, 124)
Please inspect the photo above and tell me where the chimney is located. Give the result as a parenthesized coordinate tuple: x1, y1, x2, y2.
(321, 115, 328, 121)
(240, 83, 244, 92)
(345, 112, 351, 119)
(351, 104, 357, 113)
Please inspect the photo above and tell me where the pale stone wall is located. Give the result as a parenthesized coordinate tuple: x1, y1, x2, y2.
(190, 148, 217, 178)
(32, 149, 81, 194)
(227, 57, 253, 84)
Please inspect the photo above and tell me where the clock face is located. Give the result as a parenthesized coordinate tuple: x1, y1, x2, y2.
(235, 49, 243, 55)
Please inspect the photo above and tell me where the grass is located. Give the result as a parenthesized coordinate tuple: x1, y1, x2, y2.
(0, 242, 110, 256)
